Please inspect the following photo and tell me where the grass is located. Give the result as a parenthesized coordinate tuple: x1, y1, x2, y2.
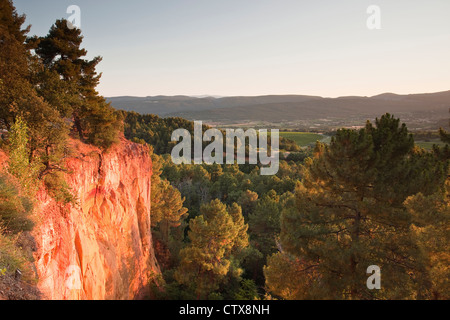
(415, 140, 447, 150)
(280, 132, 328, 147)
(0, 230, 36, 283)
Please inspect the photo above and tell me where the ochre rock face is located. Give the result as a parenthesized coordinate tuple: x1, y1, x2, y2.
(33, 137, 158, 300)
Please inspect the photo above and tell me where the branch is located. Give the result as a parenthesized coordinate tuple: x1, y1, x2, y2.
(38, 164, 69, 179)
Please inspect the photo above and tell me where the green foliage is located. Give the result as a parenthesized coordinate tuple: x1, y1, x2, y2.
(237, 190, 258, 218)
(0, 231, 35, 283)
(248, 191, 282, 257)
(2, 2, 442, 300)
(123, 114, 305, 297)
(266, 114, 448, 300)
(264, 252, 321, 300)
(80, 100, 122, 149)
(0, 2, 69, 180)
(123, 112, 202, 154)
(1, 1, 113, 203)
(0, 0, 30, 130)
(149, 270, 197, 300)
(42, 171, 75, 205)
(151, 151, 188, 227)
(7, 117, 41, 195)
(0, 232, 27, 275)
(0, 174, 34, 233)
(227, 203, 249, 253)
(284, 147, 313, 162)
(404, 178, 450, 300)
(33, 19, 121, 149)
(279, 132, 325, 148)
(439, 128, 450, 144)
(141, 112, 448, 300)
(150, 149, 188, 263)
(433, 127, 450, 160)
(0, 0, 134, 209)
(7, 117, 29, 177)
(234, 279, 259, 300)
(174, 200, 249, 299)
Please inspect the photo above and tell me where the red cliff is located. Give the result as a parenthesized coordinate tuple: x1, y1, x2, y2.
(32, 137, 158, 299)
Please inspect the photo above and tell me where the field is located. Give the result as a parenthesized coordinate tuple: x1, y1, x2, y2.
(280, 132, 448, 150)
(280, 132, 329, 147)
(415, 140, 447, 150)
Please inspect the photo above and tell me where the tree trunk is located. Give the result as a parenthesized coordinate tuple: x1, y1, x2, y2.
(73, 113, 84, 141)
(350, 209, 361, 299)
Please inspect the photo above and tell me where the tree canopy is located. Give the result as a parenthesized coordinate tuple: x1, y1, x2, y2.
(265, 114, 449, 299)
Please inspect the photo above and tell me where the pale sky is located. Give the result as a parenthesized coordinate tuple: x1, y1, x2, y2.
(14, 0, 450, 98)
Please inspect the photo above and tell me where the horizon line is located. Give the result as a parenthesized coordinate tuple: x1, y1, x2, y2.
(104, 88, 450, 99)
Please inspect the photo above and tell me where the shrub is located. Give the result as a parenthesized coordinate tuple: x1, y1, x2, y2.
(7, 117, 41, 195)
(0, 174, 34, 234)
(0, 231, 35, 282)
(43, 171, 75, 205)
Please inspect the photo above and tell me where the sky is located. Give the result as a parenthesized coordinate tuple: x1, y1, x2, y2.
(13, 0, 450, 98)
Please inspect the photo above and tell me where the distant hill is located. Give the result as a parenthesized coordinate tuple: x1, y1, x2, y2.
(108, 94, 323, 116)
(107, 90, 450, 130)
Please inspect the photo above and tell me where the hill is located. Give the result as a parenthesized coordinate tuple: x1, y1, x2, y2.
(107, 91, 450, 130)
(107, 94, 323, 116)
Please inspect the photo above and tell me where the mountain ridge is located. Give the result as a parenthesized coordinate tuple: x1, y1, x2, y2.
(108, 90, 450, 129)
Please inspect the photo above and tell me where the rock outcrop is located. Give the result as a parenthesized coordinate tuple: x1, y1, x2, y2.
(31, 137, 158, 300)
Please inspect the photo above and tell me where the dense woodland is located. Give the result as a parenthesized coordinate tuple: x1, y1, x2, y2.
(124, 112, 450, 300)
(0, 0, 449, 300)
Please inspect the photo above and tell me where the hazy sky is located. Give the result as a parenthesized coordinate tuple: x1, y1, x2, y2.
(13, 0, 450, 98)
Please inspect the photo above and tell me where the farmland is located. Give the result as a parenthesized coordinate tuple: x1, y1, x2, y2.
(280, 132, 330, 147)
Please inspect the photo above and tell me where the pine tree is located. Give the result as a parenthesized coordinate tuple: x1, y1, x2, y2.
(265, 114, 448, 299)
(237, 189, 258, 217)
(0, 0, 68, 182)
(0, 0, 28, 129)
(227, 203, 249, 253)
(439, 108, 450, 144)
(404, 179, 450, 300)
(404, 121, 450, 299)
(264, 251, 321, 300)
(248, 191, 281, 257)
(35, 19, 121, 149)
(436, 110, 450, 160)
(174, 199, 248, 299)
(440, 128, 450, 144)
(150, 150, 188, 246)
(0, 0, 38, 129)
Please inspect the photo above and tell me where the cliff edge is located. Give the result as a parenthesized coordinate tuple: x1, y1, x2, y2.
(31, 137, 158, 300)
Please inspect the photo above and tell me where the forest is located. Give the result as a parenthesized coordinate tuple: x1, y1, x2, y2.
(0, 0, 449, 300)
(123, 110, 450, 300)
